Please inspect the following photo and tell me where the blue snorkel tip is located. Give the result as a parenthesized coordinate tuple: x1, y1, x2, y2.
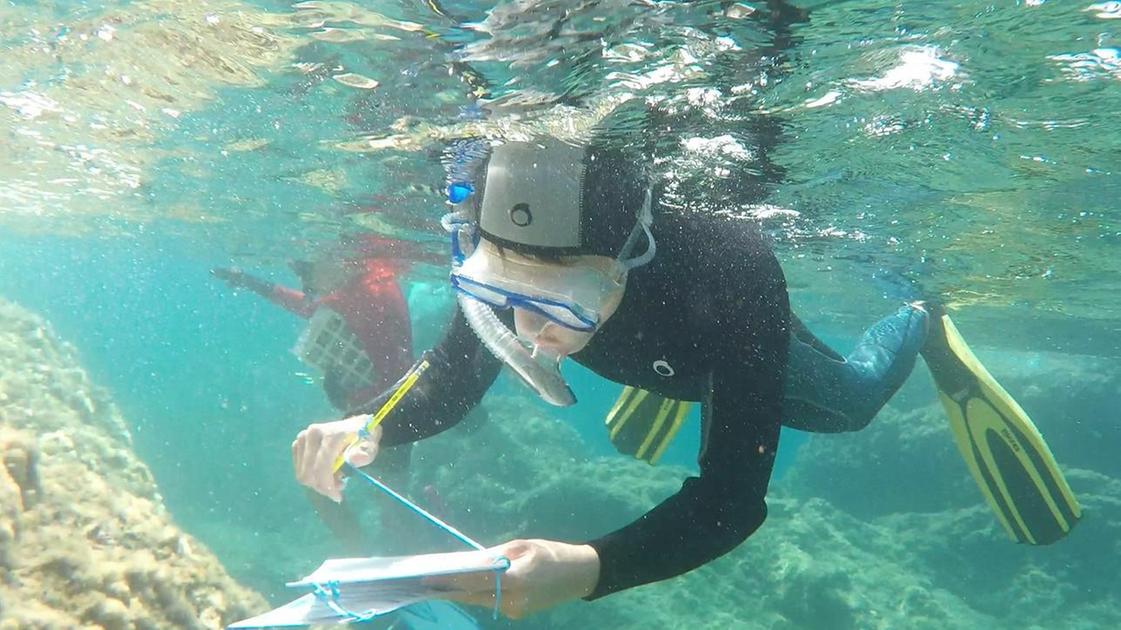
(447, 182, 474, 204)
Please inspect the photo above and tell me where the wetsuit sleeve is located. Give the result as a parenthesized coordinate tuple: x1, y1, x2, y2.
(345, 306, 504, 447)
(382, 288, 415, 374)
(585, 264, 789, 599)
(266, 285, 316, 318)
(227, 272, 315, 317)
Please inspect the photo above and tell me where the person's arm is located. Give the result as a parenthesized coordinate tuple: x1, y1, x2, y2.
(346, 306, 505, 447)
(266, 284, 316, 317)
(211, 267, 316, 317)
(584, 263, 790, 599)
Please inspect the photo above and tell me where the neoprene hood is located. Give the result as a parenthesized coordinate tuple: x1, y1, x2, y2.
(477, 136, 651, 259)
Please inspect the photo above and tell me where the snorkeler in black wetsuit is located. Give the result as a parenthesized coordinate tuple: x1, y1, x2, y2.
(381, 207, 794, 598)
(290, 125, 930, 614)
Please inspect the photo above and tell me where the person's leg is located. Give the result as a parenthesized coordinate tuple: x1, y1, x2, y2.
(782, 304, 929, 432)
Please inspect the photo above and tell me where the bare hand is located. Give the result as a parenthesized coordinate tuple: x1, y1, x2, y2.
(291, 416, 380, 503)
(210, 267, 246, 287)
(424, 539, 600, 619)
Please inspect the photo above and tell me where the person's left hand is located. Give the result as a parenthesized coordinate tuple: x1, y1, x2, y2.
(424, 539, 600, 619)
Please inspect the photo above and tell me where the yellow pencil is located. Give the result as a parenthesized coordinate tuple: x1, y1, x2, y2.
(332, 359, 431, 473)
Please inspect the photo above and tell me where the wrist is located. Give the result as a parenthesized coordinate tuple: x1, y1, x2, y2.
(568, 543, 600, 599)
(345, 414, 372, 433)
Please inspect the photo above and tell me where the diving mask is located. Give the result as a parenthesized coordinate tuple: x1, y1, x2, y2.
(450, 238, 625, 333)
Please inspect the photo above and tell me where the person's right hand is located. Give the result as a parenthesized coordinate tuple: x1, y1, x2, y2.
(210, 267, 246, 288)
(292, 416, 381, 503)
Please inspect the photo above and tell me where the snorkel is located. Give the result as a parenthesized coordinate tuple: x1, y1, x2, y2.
(457, 292, 576, 406)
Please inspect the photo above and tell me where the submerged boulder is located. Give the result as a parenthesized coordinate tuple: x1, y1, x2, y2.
(408, 394, 992, 629)
(0, 299, 265, 629)
(408, 383, 1120, 630)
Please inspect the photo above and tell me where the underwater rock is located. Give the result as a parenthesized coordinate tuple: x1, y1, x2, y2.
(0, 299, 265, 629)
(408, 384, 1120, 629)
(407, 395, 976, 628)
(780, 378, 974, 519)
(983, 350, 1121, 480)
(750, 363, 1121, 630)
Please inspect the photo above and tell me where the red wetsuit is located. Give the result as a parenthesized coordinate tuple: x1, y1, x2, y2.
(266, 258, 414, 407)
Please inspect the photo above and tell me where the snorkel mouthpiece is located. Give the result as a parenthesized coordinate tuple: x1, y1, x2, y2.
(457, 293, 576, 407)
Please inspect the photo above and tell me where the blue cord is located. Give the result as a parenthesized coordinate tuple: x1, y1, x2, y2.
(312, 581, 377, 623)
(346, 465, 485, 551)
(345, 464, 509, 619)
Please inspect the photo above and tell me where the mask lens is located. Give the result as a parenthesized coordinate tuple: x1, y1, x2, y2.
(451, 275, 510, 309)
(452, 239, 619, 332)
(525, 299, 598, 331)
(452, 273, 599, 332)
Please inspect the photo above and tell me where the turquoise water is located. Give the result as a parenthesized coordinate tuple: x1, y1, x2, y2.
(2, 0, 1119, 628)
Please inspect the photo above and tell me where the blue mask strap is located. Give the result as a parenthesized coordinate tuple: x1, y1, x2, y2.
(442, 211, 479, 267)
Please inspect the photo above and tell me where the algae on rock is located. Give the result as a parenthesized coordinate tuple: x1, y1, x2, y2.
(0, 299, 266, 629)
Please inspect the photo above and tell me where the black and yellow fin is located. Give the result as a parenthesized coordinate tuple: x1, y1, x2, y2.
(605, 386, 693, 465)
(923, 309, 1081, 544)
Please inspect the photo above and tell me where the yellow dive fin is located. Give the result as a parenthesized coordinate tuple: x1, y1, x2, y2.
(605, 386, 693, 465)
(923, 309, 1081, 544)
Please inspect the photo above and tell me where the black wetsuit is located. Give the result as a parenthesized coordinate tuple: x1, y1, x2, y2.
(356, 212, 789, 598)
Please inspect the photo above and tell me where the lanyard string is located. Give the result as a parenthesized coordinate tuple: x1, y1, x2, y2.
(345, 464, 490, 553)
(310, 465, 509, 621)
